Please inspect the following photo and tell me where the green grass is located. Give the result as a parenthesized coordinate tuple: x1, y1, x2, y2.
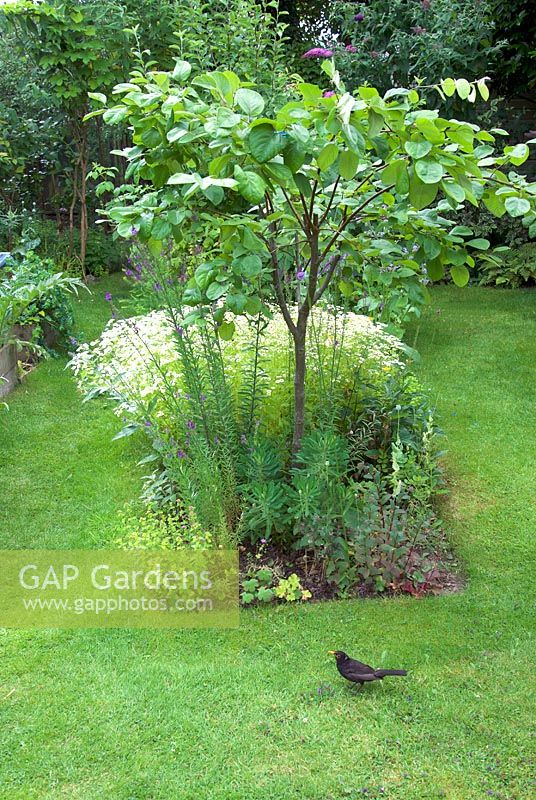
(1, 284, 535, 800)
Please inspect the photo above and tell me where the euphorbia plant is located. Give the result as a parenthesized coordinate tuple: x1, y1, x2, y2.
(91, 57, 535, 453)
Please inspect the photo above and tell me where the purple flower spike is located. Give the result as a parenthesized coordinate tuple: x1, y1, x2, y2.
(186, 420, 196, 430)
(104, 292, 112, 302)
(125, 268, 134, 278)
(297, 269, 306, 281)
(153, 282, 162, 292)
(301, 47, 333, 59)
(345, 44, 357, 53)
(177, 449, 186, 459)
(355, 12, 365, 22)
(323, 90, 335, 98)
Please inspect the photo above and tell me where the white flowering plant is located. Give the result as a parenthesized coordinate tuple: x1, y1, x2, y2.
(71, 304, 407, 438)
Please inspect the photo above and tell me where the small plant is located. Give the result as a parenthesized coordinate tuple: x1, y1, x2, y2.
(241, 566, 311, 604)
(479, 242, 536, 288)
(116, 503, 213, 551)
(274, 573, 311, 602)
(241, 567, 276, 605)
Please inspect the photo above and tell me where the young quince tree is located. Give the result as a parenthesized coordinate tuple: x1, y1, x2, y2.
(91, 57, 535, 453)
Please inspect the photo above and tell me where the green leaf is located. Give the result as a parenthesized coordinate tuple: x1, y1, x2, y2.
(237, 254, 263, 278)
(218, 321, 236, 340)
(450, 265, 470, 287)
(245, 296, 262, 315)
(206, 281, 229, 301)
(415, 159, 444, 184)
(507, 143, 529, 166)
(262, 162, 293, 186)
(172, 60, 192, 81)
(338, 150, 359, 180)
(242, 228, 265, 252)
(455, 79, 471, 100)
(409, 174, 439, 210)
(441, 180, 465, 203)
(368, 109, 384, 138)
(103, 106, 129, 125)
(283, 142, 305, 173)
(234, 166, 266, 204)
(467, 238, 490, 250)
(167, 173, 197, 185)
(248, 123, 283, 163)
(151, 218, 172, 241)
(482, 192, 506, 217)
(88, 92, 106, 105)
(404, 139, 432, 159)
(167, 126, 189, 143)
(257, 587, 274, 603)
(317, 143, 338, 171)
(112, 424, 139, 440)
(235, 88, 265, 116)
(477, 79, 490, 101)
(293, 171, 312, 196)
(427, 258, 445, 281)
(441, 78, 456, 97)
(504, 196, 531, 218)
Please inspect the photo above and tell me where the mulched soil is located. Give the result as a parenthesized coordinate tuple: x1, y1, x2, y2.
(239, 539, 463, 604)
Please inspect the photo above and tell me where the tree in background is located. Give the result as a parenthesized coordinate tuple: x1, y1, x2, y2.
(489, 0, 536, 97)
(328, 1, 503, 105)
(2, 1, 131, 275)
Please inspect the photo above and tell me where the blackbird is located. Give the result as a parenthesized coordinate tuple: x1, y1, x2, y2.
(328, 650, 407, 688)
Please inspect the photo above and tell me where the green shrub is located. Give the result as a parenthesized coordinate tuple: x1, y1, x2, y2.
(2, 214, 127, 278)
(1, 252, 83, 352)
(479, 242, 536, 288)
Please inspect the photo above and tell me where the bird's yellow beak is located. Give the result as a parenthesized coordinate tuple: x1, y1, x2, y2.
(327, 651, 336, 655)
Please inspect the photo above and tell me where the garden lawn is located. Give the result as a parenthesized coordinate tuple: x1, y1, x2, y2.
(0, 283, 535, 800)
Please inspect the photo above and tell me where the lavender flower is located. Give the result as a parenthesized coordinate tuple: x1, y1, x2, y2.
(199, 394, 206, 403)
(323, 90, 335, 98)
(125, 269, 134, 278)
(104, 292, 112, 302)
(186, 420, 196, 430)
(301, 47, 333, 59)
(144, 420, 152, 428)
(177, 449, 186, 459)
(345, 44, 357, 53)
(354, 12, 365, 22)
(297, 269, 306, 281)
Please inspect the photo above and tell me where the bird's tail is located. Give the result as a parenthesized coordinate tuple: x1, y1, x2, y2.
(374, 669, 407, 678)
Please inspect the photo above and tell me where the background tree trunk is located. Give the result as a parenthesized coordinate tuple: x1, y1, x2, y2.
(292, 321, 307, 455)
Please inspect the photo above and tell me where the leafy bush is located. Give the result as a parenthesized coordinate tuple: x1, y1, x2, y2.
(4, 215, 127, 278)
(116, 503, 213, 550)
(1, 253, 82, 352)
(479, 242, 536, 287)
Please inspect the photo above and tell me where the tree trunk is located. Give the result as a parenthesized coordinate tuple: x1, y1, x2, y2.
(79, 122, 88, 278)
(292, 320, 307, 456)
